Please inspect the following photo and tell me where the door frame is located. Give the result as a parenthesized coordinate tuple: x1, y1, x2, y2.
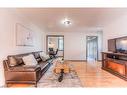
(46, 35, 64, 58)
(86, 36, 98, 61)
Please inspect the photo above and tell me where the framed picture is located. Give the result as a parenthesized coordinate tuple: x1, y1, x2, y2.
(16, 23, 34, 46)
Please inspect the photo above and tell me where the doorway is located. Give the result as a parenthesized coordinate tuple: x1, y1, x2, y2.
(86, 36, 98, 61)
(46, 35, 64, 58)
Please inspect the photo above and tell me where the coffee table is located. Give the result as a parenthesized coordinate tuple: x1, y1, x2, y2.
(54, 60, 70, 82)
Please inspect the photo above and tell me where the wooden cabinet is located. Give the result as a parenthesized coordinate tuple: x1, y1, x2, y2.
(102, 52, 127, 80)
(108, 39, 116, 52)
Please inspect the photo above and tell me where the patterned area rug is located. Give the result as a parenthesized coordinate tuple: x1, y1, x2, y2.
(37, 63, 82, 87)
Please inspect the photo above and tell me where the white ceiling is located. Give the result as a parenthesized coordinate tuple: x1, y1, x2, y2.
(14, 8, 127, 32)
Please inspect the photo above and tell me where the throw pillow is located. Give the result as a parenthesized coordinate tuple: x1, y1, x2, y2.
(8, 56, 18, 66)
(40, 52, 50, 61)
(15, 57, 24, 65)
(22, 54, 38, 66)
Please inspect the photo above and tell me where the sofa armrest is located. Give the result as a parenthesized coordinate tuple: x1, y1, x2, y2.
(9, 65, 41, 72)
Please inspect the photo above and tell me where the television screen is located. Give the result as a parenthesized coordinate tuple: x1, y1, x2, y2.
(116, 37, 127, 53)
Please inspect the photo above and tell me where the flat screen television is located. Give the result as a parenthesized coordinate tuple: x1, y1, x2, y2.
(116, 37, 127, 53)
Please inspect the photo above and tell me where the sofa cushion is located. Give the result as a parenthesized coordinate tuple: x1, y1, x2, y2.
(34, 52, 40, 59)
(15, 57, 24, 65)
(8, 56, 21, 66)
(36, 58, 42, 62)
(23, 54, 38, 66)
(40, 52, 50, 61)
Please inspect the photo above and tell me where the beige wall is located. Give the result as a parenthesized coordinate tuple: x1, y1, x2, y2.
(103, 14, 127, 52)
(0, 9, 45, 86)
(45, 30, 103, 61)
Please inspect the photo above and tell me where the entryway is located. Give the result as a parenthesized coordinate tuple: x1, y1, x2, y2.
(86, 36, 98, 61)
(46, 35, 64, 58)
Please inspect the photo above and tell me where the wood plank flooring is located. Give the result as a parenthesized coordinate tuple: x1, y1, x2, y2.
(71, 60, 127, 87)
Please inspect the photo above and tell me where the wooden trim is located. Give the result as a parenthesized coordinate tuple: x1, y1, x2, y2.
(102, 52, 127, 81)
(102, 68, 127, 81)
(109, 36, 127, 40)
(46, 35, 64, 37)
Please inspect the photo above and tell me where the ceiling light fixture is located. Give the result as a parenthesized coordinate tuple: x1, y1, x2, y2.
(61, 18, 72, 26)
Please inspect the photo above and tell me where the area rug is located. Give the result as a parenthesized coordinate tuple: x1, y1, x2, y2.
(37, 63, 83, 87)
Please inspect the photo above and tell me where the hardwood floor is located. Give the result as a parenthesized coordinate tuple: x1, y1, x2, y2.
(8, 60, 127, 87)
(71, 60, 127, 87)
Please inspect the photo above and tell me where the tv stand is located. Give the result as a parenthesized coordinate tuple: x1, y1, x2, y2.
(102, 52, 127, 80)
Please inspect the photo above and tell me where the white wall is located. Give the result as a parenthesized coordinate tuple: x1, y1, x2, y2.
(0, 9, 45, 87)
(45, 30, 103, 61)
(103, 14, 127, 52)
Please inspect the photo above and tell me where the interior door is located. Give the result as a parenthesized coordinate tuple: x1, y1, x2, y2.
(86, 36, 98, 61)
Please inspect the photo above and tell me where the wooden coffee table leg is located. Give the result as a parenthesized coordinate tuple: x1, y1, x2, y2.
(58, 69, 64, 82)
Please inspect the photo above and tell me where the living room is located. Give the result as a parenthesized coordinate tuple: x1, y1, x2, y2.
(1, 2, 127, 95)
(1, 8, 127, 88)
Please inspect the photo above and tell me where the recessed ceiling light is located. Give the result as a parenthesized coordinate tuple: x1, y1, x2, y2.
(61, 18, 72, 26)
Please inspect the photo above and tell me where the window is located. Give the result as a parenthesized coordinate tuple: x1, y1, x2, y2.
(58, 37, 64, 50)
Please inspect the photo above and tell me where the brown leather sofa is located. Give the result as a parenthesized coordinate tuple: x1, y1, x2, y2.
(3, 51, 53, 87)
